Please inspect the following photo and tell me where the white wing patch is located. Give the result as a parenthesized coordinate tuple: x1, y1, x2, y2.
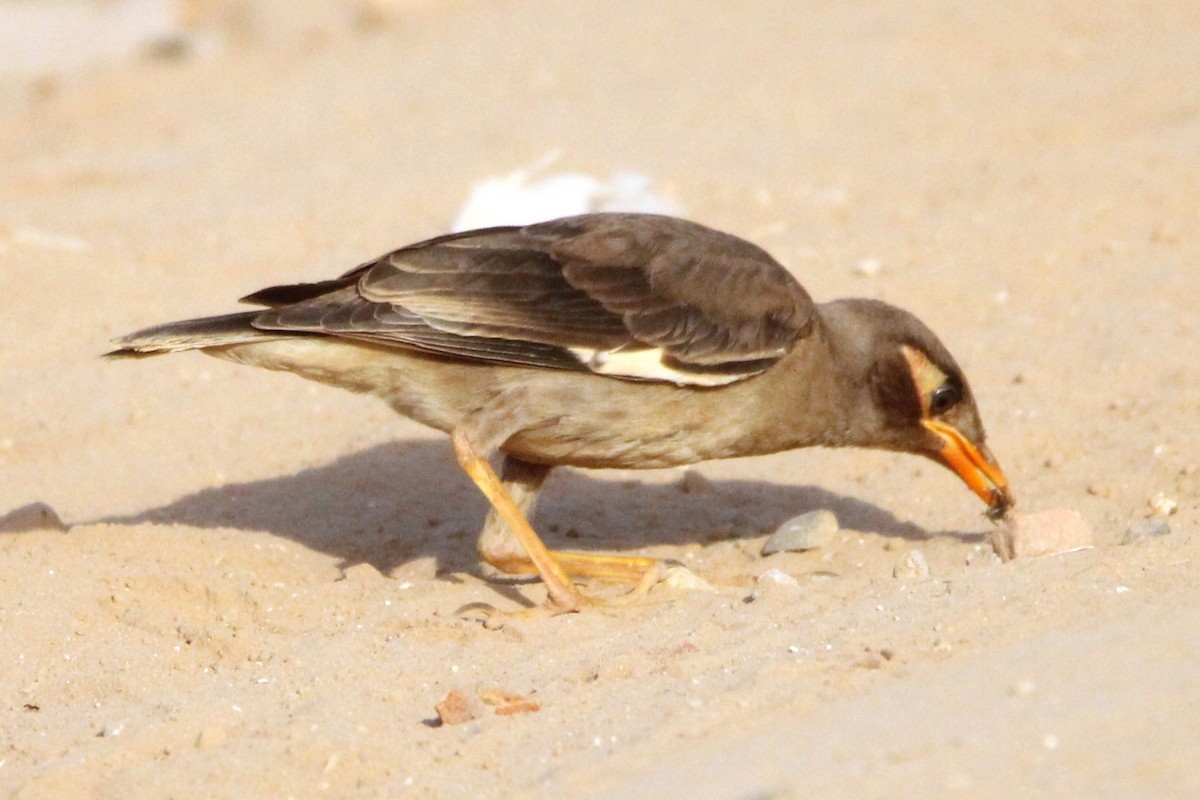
(568, 347, 751, 387)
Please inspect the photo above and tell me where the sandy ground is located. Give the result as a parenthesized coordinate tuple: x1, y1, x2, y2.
(2, 1, 1199, 797)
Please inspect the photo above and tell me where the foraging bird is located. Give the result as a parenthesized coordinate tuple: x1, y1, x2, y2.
(109, 213, 1013, 612)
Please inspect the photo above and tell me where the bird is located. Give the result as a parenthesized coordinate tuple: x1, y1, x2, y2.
(109, 212, 1013, 613)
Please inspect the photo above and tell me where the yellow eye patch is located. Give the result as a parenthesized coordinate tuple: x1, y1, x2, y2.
(900, 345, 948, 417)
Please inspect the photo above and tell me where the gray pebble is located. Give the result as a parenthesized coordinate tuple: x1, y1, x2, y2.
(762, 510, 838, 555)
(893, 549, 930, 580)
(1122, 518, 1171, 545)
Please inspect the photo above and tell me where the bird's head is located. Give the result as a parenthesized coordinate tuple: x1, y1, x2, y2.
(821, 299, 1014, 520)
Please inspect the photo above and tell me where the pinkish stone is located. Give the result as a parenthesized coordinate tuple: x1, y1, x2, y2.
(990, 508, 1094, 562)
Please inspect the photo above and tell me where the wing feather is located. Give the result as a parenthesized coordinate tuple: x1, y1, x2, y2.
(247, 213, 815, 386)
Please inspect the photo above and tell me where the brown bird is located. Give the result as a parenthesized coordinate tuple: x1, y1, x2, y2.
(109, 213, 1013, 613)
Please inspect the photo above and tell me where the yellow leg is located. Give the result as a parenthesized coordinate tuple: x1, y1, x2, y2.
(479, 456, 660, 581)
(451, 429, 583, 613)
(468, 454, 665, 613)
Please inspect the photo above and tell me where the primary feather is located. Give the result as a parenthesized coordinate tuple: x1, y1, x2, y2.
(110, 213, 814, 386)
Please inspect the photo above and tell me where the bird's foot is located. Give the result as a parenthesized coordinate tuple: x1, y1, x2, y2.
(457, 559, 716, 628)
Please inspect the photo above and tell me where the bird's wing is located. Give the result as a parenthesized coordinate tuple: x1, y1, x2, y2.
(248, 213, 815, 386)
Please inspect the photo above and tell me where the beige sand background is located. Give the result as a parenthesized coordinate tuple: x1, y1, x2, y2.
(2, 1, 1198, 797)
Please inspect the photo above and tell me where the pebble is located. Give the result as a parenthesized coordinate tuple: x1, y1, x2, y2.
(678, 469, 714, 494)
(98, 721, 125, 738)
(744, 569, 801, 604)
(661, 564, 717, 593)
(990, 508, 1094, 562)
(756, 568, 800, 587)
(853, 257, 882, 277)
(435, 690, 482, 726)
(340, 562, 385, 583)
(0, 502, 68, 534)
(479, 689, 540, 716)
(1148, 492, 1178, 517)
(196, 725, 228, 749)
(762, 510, 839, 555)
(892, 550, 930, 580)
(1122, 518, 1171, 545)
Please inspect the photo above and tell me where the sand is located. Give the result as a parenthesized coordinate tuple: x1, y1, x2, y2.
(2, 1, 1198, 797)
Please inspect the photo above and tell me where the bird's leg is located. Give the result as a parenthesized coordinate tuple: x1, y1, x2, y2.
(475, 455, 554, 575)
(454, 389, 670, 615)
(479, 456, 663, 591)
(451, 428, 582, 613)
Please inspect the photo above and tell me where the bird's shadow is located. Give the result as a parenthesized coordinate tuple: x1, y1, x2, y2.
(82, 440, 976, 576)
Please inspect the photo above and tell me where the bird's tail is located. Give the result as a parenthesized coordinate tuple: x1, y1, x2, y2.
(105, 311, 276, 358)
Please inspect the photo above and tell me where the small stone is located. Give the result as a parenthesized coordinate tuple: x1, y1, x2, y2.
(0, 502, 68, 534)
(1009, 679, 1037, 697)
(678, 469, 714, 494)
(745, 569, 801, 603)
(892, 550, 930, 580)
(388, 556, 438, 582)
(339, 562, 385, 583)
(756, 568, 800, 587)
(762, 510, 839, 555)
(1148, 492, 1177, 517)
(853, 257, 882, 277)
(144, 34, 193, 61)
(1122, 518, 1171, 544)
(196, 725, 227, 749)
(661, 564, 717, 593)
(990, 508, 1094, 562)
(98, 721, 125, 738)
(435, 690, 482, 726)
(965, 547, 999, 567)
(479, 689, 540, 716)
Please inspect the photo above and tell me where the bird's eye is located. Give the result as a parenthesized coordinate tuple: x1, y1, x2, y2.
(929, 384, 960, 415)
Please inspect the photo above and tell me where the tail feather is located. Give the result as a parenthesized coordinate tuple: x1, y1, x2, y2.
(105, 311, 276, 358)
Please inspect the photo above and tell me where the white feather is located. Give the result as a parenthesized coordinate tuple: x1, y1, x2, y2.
(569, 347, 748, 387)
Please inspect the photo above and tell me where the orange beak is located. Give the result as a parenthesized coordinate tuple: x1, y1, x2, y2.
(922, 419, 1014, 520)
